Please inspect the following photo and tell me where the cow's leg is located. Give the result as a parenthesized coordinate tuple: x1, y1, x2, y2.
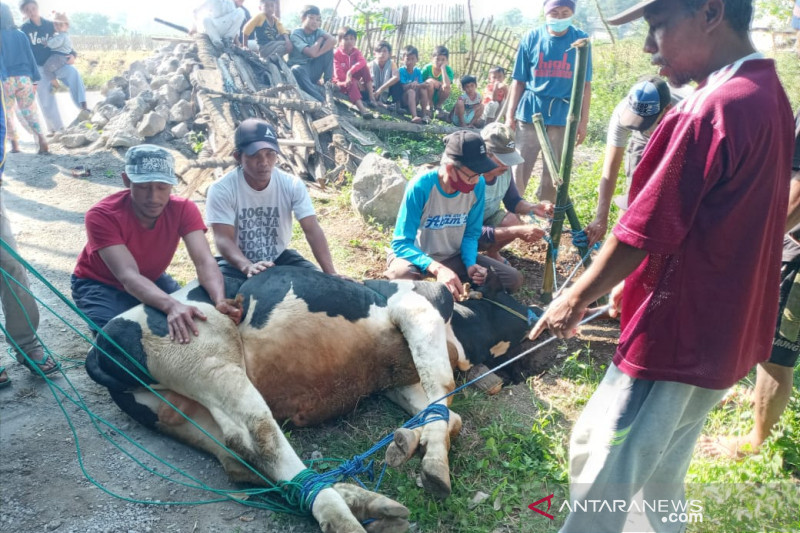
(156, 362, 407, 533)
(385, 291, 463, 498)
(384, 383, 463, 468)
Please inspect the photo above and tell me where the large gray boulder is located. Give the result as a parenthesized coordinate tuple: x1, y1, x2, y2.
(107, 128, 143, 148)
(169, 100, 193, 123)
(155, 84, 180, 108)
(128, 70, 150, 99)
(138, 112, 167, 137)
(104, 88, 127, 108)
(351, 153, 407, 227)
(167, 73, 189, 93)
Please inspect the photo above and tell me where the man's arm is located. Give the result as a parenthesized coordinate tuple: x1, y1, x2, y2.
(585, 143, 625, 246)
(303, 32, 335, 58)
(529, 235, 647, 339)
(183, 230, 242, 323)
(98, 245, 206, 344)
(786, 173, 800, 232)
(211, 223, 273, 278)
(505, 79, 525, 130)
(298, 215, 336, 274)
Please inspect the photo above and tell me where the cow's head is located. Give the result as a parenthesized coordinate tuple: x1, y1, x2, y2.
(451, 276, 549, 377)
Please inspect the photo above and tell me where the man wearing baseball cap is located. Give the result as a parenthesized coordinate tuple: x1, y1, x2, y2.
(505, 0, 592, 203)
(206, 118, 340, 279)
(72, 145, 239, 343)
(530, 1, 794, 531)
(478, 122, 554, 275)
(584, 77, 679, 246)
(387, 130, 525, 298)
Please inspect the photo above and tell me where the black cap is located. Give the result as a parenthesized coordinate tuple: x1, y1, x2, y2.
(444, 130, 498, 175)
(234, 119, 282, 156)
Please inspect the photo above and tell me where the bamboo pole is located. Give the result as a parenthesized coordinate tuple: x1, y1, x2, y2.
(539, 39, 591, 301)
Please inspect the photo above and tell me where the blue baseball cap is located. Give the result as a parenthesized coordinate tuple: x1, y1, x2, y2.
(619, 77, 671, 132)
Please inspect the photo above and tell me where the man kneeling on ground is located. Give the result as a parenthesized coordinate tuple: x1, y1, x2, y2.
(71, 145, 240, 343)
(479, 122, 554, 264)
(386, 130, 523, 298)
(206, 119, 340, 279)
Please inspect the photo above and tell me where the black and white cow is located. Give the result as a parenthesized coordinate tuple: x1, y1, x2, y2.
(85, 266, 542, 533)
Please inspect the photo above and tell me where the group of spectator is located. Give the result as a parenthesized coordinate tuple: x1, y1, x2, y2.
(0, 0, 90, 155)
(2, 1, 800, 532)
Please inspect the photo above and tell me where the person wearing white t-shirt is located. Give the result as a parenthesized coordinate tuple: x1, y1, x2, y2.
(206, 119, 339, 279)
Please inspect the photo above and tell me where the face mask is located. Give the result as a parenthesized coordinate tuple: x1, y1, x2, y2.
(546, 15, 573, 33)
(451, 171, 478, 193)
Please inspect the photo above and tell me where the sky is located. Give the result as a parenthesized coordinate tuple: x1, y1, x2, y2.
(7, 0, 545, 33)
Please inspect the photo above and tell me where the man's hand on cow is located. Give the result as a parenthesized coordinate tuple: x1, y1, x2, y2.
(215, 294, 244, 325)
(528, 292, 586, 341)
(431, 263, 464, 299)
(166, 301, 207, 344)
(243, 261, 274, 278)
(467, 264, 488, 286)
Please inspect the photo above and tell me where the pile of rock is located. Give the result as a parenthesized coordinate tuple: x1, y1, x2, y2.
(58, 42, 201, 150)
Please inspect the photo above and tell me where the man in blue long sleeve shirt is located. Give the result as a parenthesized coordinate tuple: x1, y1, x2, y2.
(386, 130, 523, 298)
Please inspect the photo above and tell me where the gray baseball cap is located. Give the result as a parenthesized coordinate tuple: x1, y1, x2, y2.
(124, 145, 178, 185)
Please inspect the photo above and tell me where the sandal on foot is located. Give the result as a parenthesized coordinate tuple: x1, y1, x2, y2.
(16, 348, 60, 377)
(0, 367, 11, 388)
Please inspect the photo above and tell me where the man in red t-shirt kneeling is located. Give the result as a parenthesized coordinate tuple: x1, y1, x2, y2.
(72, 145, 239, 344)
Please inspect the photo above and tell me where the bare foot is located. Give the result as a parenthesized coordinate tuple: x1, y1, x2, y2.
(697, 434, 758, 460)
(10, 140, 20, 153)
(37, 134, 49, 154)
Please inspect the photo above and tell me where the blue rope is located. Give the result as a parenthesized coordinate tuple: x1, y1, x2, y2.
(291, 403, 450, 510)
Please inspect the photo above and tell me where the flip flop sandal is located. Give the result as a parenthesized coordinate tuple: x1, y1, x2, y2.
(0, 366, 11, 389)
(14, 348, 61, 377)
(71, 166, 91, 178)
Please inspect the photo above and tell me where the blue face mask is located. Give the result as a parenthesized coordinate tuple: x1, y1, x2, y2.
(546, 15, 573, 33)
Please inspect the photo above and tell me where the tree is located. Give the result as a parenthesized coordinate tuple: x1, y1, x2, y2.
(69, 12, 123, 36)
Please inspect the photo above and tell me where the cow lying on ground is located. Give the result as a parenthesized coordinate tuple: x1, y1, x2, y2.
(85, 266, 544, 532)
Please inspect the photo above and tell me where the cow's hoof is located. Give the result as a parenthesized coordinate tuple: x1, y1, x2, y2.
(466, 364, 503, 395)
(332, 483, 409, 532)
(385, 428, 420, 467)
(420, 457, 451, 499)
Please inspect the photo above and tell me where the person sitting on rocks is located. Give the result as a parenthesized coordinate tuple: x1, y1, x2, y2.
(191, 0, 246, 48)
(71, 145, 240, 342)
(478, 122, 554, 264)
(241, 0, 292, 59)
(206, 119, 341, 279)
(287, 5, 336, 102)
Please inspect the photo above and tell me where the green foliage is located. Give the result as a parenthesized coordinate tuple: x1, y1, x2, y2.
(70, 12, 123, 36)
(188, 131, 205, 154)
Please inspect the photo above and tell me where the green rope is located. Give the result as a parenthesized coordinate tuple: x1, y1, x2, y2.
(0, 239, 333, 514)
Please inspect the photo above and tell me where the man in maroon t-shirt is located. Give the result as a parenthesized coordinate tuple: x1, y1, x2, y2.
(529, 1, 794, 531)
(72, 145, 240, 343)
